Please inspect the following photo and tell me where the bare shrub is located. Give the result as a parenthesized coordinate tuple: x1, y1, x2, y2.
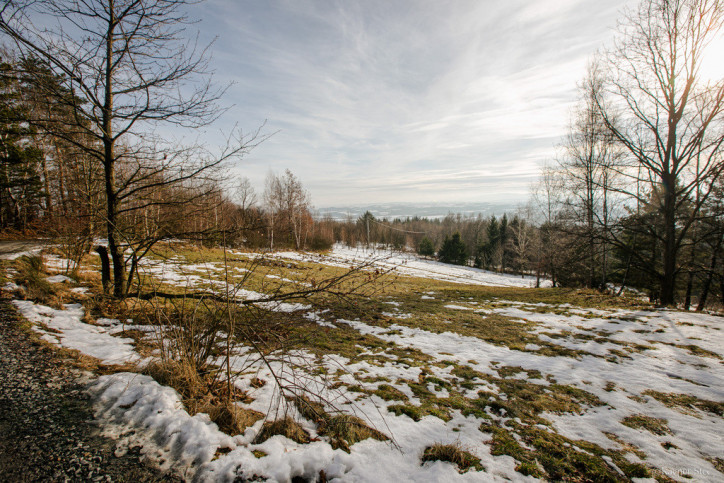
(134, 247, 397, 448)
(51, 217, 93, 277)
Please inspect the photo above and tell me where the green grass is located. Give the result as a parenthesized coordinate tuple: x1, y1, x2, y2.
(481, 421, 636, 481)
(372, 384, 409, 401)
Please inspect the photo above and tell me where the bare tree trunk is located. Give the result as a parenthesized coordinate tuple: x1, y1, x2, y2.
(103, 3, 125, 298)
(40, 153, 52, 220)
(684, 271, 693, 310)
(660, 173, 677, 305)
(55, 144, 67, 215)
(95, 245, 111, 294)
(696, 265, 713, 311)
(697, 238, 721, 311)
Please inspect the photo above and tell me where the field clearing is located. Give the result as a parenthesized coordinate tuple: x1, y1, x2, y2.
(4, 244, 724, 482)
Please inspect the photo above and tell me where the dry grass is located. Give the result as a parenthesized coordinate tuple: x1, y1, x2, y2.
(291, 395, 389, 452)
(421, 442, 483, 473)
(320, 414, 388, 452)
(144, 359, 261, 435)
(621, 414, 671, 435)
(604, 432, 647, 460)
(203, 402, 264, 436)
(143, 359, 215, 414)
(8, 245, 706, 482)
(14, 255, 57, 304)
(292, 395, 327, 424)
(642, 390, 724, 417)
(253, 417, 310, 444)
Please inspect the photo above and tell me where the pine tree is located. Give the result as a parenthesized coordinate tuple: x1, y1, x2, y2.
(418, 236, 435, 258)
(0, 56, 45, 230)
(438, 232, 468, 266)
(499, 214, 509, 272)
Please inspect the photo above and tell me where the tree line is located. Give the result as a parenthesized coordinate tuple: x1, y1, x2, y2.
(1, 0, 722, 308)
(535, 0, 724, 308)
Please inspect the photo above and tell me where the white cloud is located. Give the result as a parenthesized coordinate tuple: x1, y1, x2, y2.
(188, 0, 635, 207)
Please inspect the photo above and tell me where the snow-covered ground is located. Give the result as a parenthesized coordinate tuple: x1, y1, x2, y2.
(13, 300, 142, 365)
(4, 250, 723, 482)
(257, 244, 551, 288)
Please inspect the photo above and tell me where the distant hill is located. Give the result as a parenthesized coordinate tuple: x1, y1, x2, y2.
(315, 202, 520, 221)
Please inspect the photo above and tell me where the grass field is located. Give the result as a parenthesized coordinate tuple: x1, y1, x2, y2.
(4, 243, 723, 482)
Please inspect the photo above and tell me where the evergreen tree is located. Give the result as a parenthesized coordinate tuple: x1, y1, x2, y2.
(438, 232, 468, 266)
(0, 56, 45, 229)
(418, 236, 435, 257)
(499, 213, 509, 272)
(475, 216, 500, 270)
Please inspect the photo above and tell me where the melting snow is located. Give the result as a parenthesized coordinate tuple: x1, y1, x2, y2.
(5, 250, 723, 482)
(262, 244, 551, 288)
(13, 300, 140, 365)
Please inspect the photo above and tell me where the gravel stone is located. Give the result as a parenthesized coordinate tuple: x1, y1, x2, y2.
(0, 297, 180, 482)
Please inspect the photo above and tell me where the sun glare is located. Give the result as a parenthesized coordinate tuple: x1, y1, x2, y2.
(698, 32, 724, 84)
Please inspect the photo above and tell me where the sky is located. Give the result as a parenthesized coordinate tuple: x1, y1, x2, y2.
(186, 0, 636, 208)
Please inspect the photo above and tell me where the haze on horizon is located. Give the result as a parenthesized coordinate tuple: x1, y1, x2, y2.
(189, 0, 636, 208)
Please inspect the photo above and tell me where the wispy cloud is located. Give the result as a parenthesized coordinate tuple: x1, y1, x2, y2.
(190, 0, 635, 207)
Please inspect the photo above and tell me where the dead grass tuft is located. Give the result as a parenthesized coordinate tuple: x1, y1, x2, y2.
(143, 359, 214, 414)
(291, 395, 388, 451)
(707, 457, 724, 473)
(621, 414, 671, 435)
(321, 414, 388, 452)
(421, 442, 483, 473)
(253, 417, 310, 444)
(604, 432, 647, 460)
(292, 395, 327, 424)
(642, 390, 724, 417)
(15, 255, 56, 304)
(204, 402, 263, 436)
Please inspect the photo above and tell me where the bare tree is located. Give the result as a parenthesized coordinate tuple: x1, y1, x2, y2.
(263, 171, 283, 250)
(236, 176, 258, 212)
(594, 0, 724, 304)
(531, 164, 566, 286)
(559, 63, 623, 288)
(280, 169, 311, 250)
(0, 0, 257, 297)
(263, 170, 311, 250)
(511, 209, 535, 276)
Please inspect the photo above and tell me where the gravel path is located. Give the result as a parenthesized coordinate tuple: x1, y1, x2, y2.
(0, 297, 179, 482)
